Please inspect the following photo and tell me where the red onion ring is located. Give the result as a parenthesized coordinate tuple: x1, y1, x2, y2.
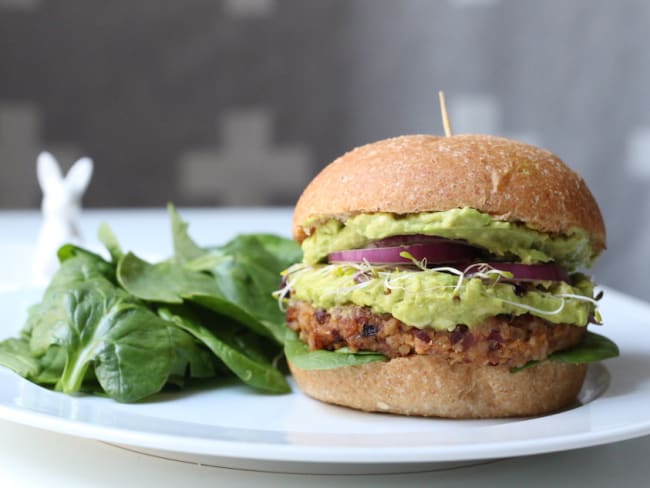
(467, 262, 570, 283)
(328, 242, 481, 265)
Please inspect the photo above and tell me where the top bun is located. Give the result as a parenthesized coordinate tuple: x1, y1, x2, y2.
(292, 134, 606, 256)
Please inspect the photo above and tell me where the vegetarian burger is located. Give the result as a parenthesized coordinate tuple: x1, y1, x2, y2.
(279, 134, 616, 418)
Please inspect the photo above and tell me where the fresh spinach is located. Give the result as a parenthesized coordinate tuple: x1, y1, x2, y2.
(166, 324, 218, 383)
(121, 207, 301, 344)
(203, 233, 301, 343)
(0, 338, 40, 378)
(284, 331, 386, 370)
(25, 254, 115, 355)
(511, 331, 619, 373)
(97, 222, 124, 263)
(168, 203, 206, 264)
(117, 252, 277, 341)
(549, 331, 619, 364)
(29, 264, 176, 402)
(55, 244, 116, 282)
(31, 346, 67, 385)
(0, 205, 301, 402)
(56, 283, 175, 402)
(160, 307, 290, 393)
(117, 252, 221, 304)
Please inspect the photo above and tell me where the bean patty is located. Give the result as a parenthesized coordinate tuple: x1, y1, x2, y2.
(286, 301, 586, 368)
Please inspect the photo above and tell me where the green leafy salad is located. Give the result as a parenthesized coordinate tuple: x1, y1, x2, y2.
(0, 205, 302, 402)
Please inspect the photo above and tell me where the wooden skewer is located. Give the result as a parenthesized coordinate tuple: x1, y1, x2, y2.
(438, 91, 453, 137)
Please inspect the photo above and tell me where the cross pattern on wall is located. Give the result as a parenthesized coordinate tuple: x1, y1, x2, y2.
(0, 103, 40, 207)
(178, 108, 311, 205)
(625, 128, 650, 180)
(223, 0, 275, 17)
(0, 0, 39, 11)
(0, 103, 85, 208)
(623, 127, 650, 278)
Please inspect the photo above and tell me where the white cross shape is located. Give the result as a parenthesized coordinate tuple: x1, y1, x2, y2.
(0, 103, 85, 207)
(0, 0, 40, 10)
(624, 128, 650, 180)
(178, 108, 311, 205)
(0, 103, 42, 207)
(223, 0, 274, 18)
(448, 93, 540, 146)
(448, 0, 501, 6)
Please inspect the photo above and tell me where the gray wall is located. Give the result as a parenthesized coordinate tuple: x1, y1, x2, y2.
(1, 0, 649, 302)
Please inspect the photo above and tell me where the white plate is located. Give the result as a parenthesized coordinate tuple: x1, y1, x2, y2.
(0, 286, 649, 474)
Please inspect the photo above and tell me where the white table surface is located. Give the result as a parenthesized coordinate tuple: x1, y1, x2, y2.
(0, 208, 649, 487)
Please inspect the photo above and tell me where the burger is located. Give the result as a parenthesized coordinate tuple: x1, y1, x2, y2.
(278, 134, 618, 418)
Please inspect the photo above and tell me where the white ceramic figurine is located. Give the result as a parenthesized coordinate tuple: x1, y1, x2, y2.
(32, 152, 93, 285)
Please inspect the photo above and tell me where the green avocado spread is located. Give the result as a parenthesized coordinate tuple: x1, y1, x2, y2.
(301, 208, 594, 271)
(285, 264, 595, 330)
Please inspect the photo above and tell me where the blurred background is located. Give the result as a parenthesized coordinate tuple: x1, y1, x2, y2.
(0, 0, 649, 301)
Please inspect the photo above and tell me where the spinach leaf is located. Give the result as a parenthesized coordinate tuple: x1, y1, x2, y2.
(217, 233, 302, 274)
(52, 281, 175, 402)
(0, 338, 40, 378)
(167, 324, 218, 382)
(548, 331, 619, 364)
(26, 254, 116, 355)
(31, 346, 67, 385)
(117, 252, 275, 340)
(203, 234, 301, 343)
(168, 203, 205, 264)
(167, 206, 301, 343)
(117, 252, 221, 303)
(18, 254, 177, 401)
(184, 253, 231, 273)
(284, 331, 386, 370)
(511, 331, 619, 373)
(97, 222, 124, 263)
(56, 245, 115, 282)
(174, 302, 285, 368)
(159, 307, 290, 393)
(205, 253, 288, 343)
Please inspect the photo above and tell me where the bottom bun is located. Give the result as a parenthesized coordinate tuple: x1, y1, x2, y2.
(288, 356, 587, 418)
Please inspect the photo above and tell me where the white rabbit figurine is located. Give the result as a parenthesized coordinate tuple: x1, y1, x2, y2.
(32, 152, 93, 285)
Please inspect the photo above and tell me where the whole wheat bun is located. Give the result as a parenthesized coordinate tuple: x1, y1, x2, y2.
(293, 134, 605, 256)
(289, 357, 587, 418)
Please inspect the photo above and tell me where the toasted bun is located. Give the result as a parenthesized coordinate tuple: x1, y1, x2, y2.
(293, 134, 605, 256)
(288, 357, 587, 418)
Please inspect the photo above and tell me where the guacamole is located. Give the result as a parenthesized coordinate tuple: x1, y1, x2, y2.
(285, 263, 595, 331)
(301, 208, 594, 270)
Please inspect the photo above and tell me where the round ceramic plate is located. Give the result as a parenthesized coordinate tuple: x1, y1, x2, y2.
(0, 286, 649, 474)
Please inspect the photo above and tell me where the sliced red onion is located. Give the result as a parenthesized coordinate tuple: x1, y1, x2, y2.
(328, 241, 480, 265)
(327, 235, 570, 283)
(467, 262, 570, 283)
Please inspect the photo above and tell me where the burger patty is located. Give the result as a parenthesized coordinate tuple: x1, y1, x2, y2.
(286, 301, 586, 368)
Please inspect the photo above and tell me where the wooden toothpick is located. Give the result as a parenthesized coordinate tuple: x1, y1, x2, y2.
(438, 91, 453, 137)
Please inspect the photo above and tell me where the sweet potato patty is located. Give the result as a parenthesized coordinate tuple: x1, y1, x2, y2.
(286, 301, 586, 368)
